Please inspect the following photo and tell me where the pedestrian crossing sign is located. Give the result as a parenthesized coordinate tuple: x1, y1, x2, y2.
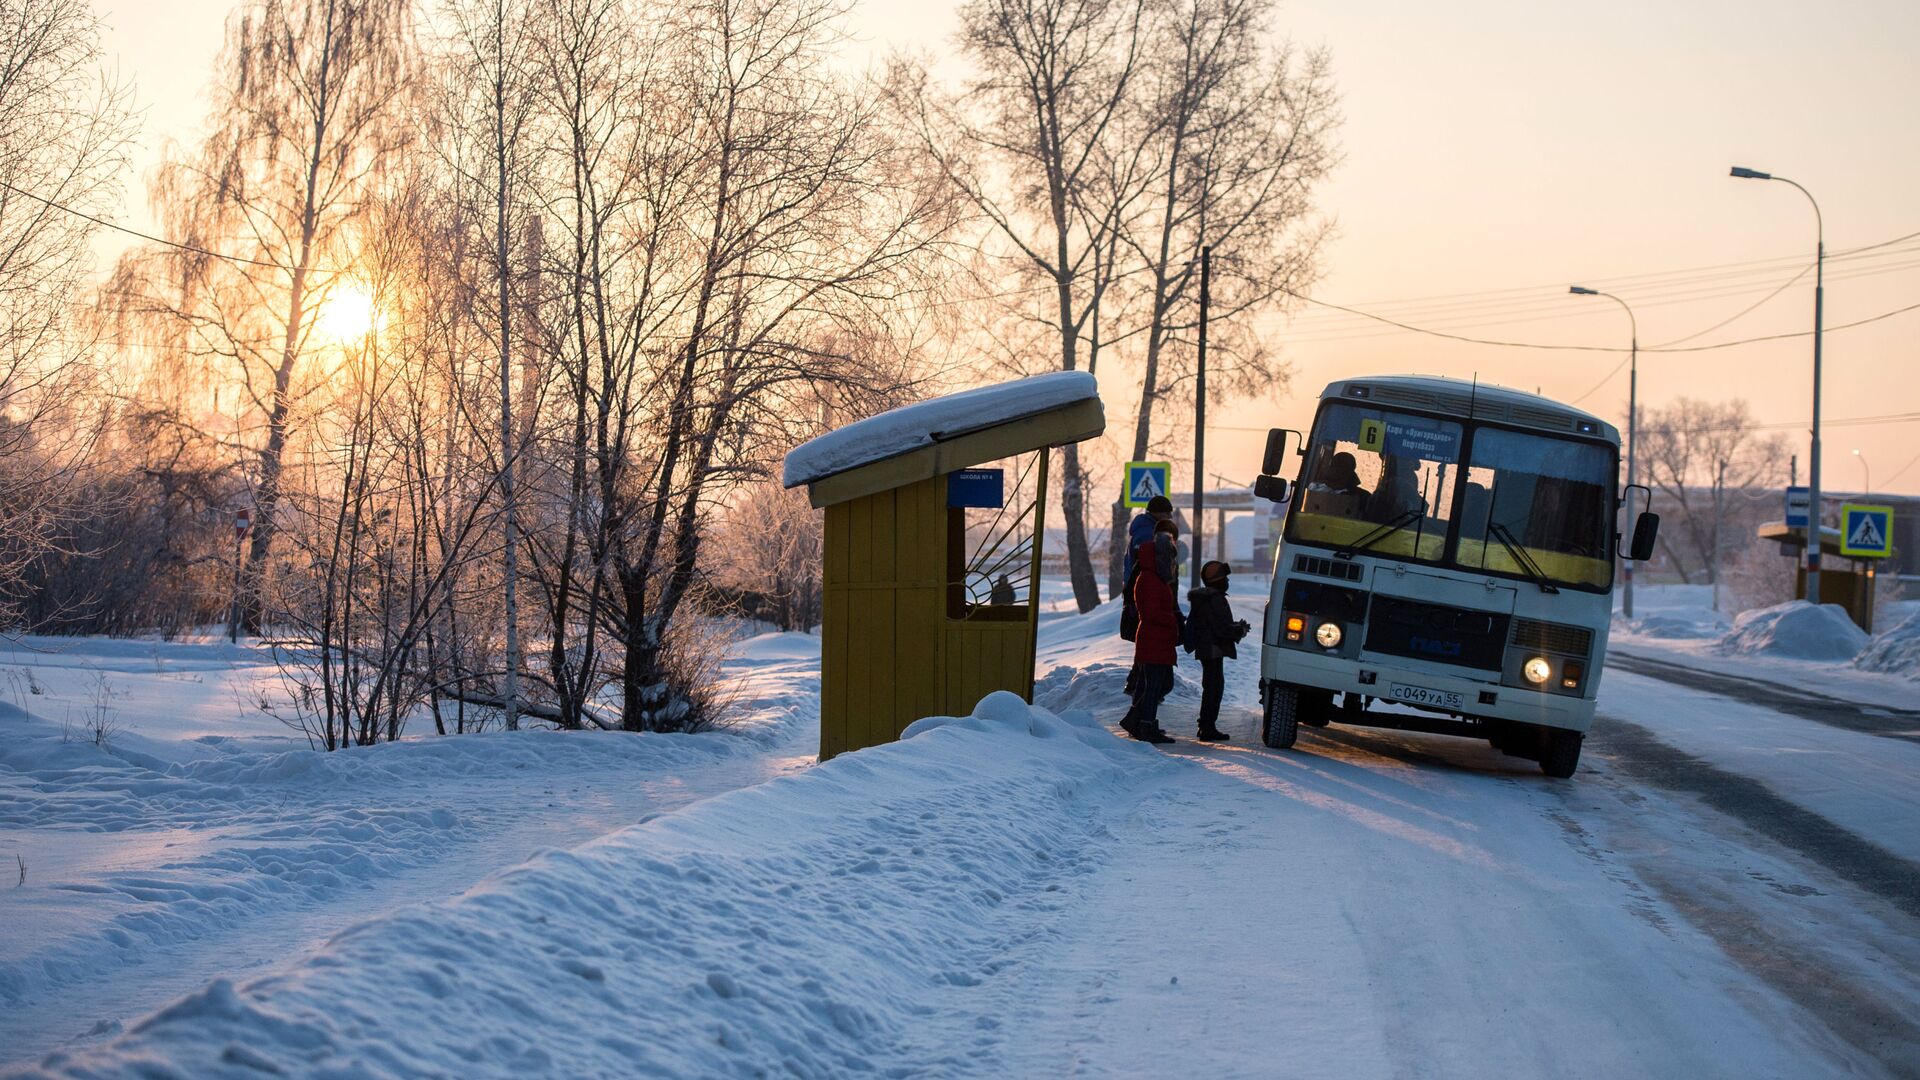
(1124, 461, 1172, 508)
(1838, 503, 1894, 558)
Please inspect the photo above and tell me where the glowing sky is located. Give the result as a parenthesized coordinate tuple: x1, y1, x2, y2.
(96, 0, 1920, 495)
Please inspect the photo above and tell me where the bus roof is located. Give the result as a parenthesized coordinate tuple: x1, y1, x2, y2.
(1318, 375, 1620, 446)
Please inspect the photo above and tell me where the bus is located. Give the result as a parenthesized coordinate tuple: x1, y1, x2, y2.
(1250, 376, 1658, 778)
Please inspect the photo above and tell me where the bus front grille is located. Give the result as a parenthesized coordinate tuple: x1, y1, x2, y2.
(1363, 596, 1510, 671)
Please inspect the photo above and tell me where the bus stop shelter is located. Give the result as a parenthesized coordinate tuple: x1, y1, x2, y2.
(783, 372, 1106, 760)
(1756, 520, 1889, 631)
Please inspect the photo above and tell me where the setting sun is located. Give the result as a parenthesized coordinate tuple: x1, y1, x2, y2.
(315, 282, 384, 343)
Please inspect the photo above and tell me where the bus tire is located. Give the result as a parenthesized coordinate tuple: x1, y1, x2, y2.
(1262, 682, 1300, 750)
(1540, 728, 1582, 778)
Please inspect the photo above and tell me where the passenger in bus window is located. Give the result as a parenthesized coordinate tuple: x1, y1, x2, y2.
(1368, 453, 1425, 522)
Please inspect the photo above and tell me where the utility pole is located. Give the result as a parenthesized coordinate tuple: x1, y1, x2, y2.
(1191, 246, 1210, 589)
(1569, 286, 1637, 618)
(1731, 166, 1824, 605)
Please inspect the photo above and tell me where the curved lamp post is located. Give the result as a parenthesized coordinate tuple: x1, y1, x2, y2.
(1731, 165, 1825, 604)
(1570, 285, 1639, 619)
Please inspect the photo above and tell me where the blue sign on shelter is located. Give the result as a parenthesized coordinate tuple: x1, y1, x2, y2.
(947, 468, 1005, 508)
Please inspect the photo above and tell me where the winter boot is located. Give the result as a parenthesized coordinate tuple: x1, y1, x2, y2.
(1120, 715, 1141, 738)
(1196, 725, 1230, 742)
(1138, 726, 1175, 745)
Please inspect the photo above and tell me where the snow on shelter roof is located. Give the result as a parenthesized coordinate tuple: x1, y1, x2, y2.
(782, 371, 1102, 490)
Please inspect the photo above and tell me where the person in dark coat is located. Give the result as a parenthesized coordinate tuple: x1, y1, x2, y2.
(1121, 519, 1181, 745)
(1186, 560, 1251, 742)
(1120, 494, 1175, 696)
(988, 574, 1016, 605)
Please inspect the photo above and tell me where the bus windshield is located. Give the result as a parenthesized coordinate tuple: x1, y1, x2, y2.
(1289, 402, 1463, 562)
(1287, 401, 1616, 591)
(1455, 427, 1613, 589)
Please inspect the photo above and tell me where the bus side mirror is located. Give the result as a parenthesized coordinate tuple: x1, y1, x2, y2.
(1628, 512, 1659, 562)
(1262, 429, 1300, 476)
(1254, 475, 1291, 504)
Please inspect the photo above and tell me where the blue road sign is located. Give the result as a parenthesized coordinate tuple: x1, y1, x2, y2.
(1784, 485, 1810, 529)
(947, 468, 1005, 508)
(1124, 461, 1171, 508)
(1838, 503, 1893, 559)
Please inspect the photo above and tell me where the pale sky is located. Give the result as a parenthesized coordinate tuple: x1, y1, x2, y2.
(96, 0, 1920, 496)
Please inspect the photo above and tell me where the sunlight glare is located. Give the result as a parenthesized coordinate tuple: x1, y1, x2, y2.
(317, 284, 384, 343)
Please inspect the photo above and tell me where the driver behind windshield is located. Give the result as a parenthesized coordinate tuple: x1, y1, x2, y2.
(1306, 450, 1370, 518)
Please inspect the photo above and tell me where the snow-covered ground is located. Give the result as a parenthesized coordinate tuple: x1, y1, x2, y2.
(0, 632, 818, 1064)
(5, 580, 1918, 1077)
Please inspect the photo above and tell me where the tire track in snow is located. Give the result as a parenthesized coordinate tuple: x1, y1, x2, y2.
(1589, 716, 1920, 920)
(1581, 720, 1920, 1074)
(1607, 652, 1920, 742)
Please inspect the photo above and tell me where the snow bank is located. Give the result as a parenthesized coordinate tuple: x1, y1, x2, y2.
(782, 371, 1098, 487)
(1717, 600, 1868, 662)
(1855, 613, 1920, 679)
(1615, 611, 1729, 640)
(10, 693, 1156, 1079)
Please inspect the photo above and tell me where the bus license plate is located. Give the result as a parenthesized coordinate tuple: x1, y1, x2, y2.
(1389, 683, 1463, 710)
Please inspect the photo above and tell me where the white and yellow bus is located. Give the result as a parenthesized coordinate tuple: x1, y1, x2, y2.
(1252, 376, 1658, 778)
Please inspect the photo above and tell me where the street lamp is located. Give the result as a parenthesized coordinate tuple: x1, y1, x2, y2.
(1853, 448, 1869, 495)
(1731, 165, 1825, 604)
(1569, 285, 1639, 619)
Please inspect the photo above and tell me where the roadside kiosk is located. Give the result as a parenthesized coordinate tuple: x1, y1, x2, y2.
(782, 372, 1106, 760)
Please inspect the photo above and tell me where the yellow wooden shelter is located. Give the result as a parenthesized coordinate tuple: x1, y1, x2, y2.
(783, 373, 1106, 760)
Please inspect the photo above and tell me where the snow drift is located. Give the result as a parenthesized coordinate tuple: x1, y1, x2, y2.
(1718, 601, 1868, 662)
(10, 693, 1158, 1080)
(1856, 613, 1920, 680)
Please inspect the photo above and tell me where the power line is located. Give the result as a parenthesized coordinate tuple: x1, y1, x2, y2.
(1268, 251, 1920, 342)
(2, 180, 287, 271)
(1274, 286, 1920, 354)
(1216, 410, 1920, 437)
(1283, 228, 1920, 317)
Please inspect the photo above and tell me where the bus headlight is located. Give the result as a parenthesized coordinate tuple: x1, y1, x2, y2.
(1315, 622, 1344, 649)
(1522, 656, 1552, 685)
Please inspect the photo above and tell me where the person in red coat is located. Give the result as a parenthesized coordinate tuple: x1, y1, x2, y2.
(1122, 518, 1181, 744)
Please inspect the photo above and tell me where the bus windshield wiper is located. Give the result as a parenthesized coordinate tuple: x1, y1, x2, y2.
(1335, 509, 1424, 561)
(1487, 522, 1560, 594)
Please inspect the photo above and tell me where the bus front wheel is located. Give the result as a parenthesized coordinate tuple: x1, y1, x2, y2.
(1540, 728, 1583, 778)
(1262, 681, 1300, 750)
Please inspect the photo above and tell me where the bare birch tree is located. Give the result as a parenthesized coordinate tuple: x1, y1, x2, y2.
(1104, 0, 1336, 593)
(441, 0, 544, 729)
(1639, 397, 1788, 602)
(104, 0, 413, 632)
(891, 0, 1150, 613)
(0, 0, 132, 627)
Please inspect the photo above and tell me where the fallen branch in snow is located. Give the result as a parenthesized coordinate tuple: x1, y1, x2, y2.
(438, 691, 621, 732)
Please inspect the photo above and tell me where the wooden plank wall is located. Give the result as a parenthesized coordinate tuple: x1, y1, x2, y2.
(820, 472, 1041, 760)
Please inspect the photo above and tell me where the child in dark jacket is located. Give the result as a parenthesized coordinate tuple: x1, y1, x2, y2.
(1186, 560, 1251, 742)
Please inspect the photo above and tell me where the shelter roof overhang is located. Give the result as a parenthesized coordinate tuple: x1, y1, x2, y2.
(783, 373, 1105, 509)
